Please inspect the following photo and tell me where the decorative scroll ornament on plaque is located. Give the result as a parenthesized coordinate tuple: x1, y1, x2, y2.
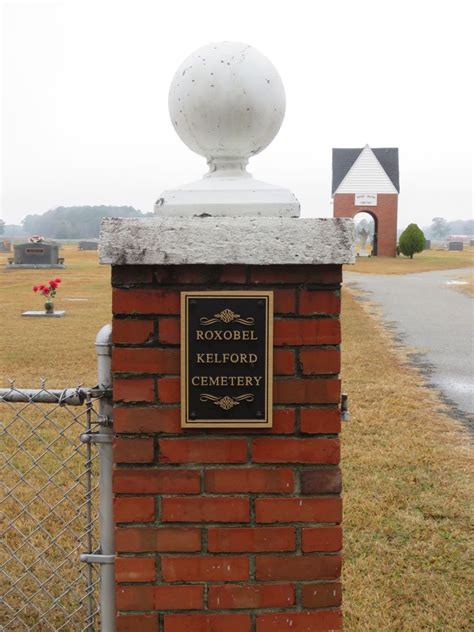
(200, 393, 255, 410)
(200, 309, 255, 326)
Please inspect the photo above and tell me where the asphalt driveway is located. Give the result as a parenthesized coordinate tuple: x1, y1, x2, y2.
(344, 267, 474, 421)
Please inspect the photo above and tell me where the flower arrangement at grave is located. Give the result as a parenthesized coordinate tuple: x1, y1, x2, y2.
(32, 278, 61, 314)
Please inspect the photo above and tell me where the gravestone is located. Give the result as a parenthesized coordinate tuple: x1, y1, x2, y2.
(7, 241, 65, 269)
(100, 41, 355, 631)
(448, 241, 463, 251)
(424, 239, 431, 250)
(78, 240, 99, 251)
(470, 240, 474, 246)
(0, 240, 11, 252)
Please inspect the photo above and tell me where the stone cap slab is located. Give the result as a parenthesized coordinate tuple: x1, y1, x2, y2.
(99, 217, 355, 266)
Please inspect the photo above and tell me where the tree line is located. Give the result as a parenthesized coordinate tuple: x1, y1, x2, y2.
(18, 206, 148, 239)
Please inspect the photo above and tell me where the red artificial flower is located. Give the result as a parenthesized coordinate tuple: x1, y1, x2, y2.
(41, 288, 50, 296)
(33, 285, 38, 292)
(54, 278, 62, 283)
(49, 280, 58, 289)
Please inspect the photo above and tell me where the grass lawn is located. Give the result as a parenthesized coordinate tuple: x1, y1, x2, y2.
(345, 246, 474, 274)
(1, 246, 472, 630)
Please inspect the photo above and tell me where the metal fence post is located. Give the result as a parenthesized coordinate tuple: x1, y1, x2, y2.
(95, 323, 115, 632)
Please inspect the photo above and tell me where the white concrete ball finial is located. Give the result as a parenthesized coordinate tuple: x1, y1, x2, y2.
(168, 42, 286, 172)
(157, 41, 300, 217)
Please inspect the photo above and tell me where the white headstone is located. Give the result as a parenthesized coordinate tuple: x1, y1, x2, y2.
(156, 41, 300, 217)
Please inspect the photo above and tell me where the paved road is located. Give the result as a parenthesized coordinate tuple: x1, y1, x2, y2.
(344, 267, 474, 420)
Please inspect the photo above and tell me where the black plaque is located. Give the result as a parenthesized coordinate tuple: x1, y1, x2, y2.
(181, 291, 273, 428)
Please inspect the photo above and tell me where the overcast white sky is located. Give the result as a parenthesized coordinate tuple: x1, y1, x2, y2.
(1, 0, 472, 228)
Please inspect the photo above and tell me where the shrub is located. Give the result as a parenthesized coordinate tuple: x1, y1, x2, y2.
(399, 224, 425, 259)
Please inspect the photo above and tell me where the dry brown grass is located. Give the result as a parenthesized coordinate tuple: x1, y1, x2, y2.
(341, 288, 473, 631)
(0, 245, 111, 386)
(345, 246, 474, 274)
(445, 272, 474, 297)
(1, 248, 472, 630)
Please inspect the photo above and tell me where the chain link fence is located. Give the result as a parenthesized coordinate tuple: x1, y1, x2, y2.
(0, 325, 114, 632)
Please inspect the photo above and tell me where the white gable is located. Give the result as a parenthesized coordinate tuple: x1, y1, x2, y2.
(335, 145, 398, 195)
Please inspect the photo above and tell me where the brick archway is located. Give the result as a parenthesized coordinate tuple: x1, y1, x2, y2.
(333, 193, 398, 257)
(353, 210, 378, 256)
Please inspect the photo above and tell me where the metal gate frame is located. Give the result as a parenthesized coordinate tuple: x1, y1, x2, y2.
(0, 324, 115, 631)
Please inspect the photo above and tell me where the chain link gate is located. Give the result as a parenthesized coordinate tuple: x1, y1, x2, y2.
(0, 325, 115, 631)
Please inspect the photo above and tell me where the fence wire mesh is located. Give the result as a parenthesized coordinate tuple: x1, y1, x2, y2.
(0, 381, 104, 631)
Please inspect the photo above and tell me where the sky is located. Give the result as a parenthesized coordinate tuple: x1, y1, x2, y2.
(1, 0, 472, 229)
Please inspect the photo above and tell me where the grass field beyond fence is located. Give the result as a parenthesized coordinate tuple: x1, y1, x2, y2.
(1, 246, 472, 630)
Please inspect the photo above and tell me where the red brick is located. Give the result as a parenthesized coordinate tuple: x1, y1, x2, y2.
(219, 265, 247, 283)
(153, 585, 203, 609)
(113, 437, 154, 463)
(157, 378, 180, 403)
(270, 408, 296, 434)
(116, 556, 155, 583)
(161, 556, 249, 581)
(208, 527, 295, 552)
(274, 379, 341, 404)
(274, 319, 340, 345)
(300, 408, 341, 434)
(112, 266, 154, 286)
(161, 497, 250, 523)
(159, 318, 180, 344)
(223, 409, 294, 434)
(114, 378, 155, 403)
(250, 265, 342, 285)
(113, 320, 154, 344)
(117, 614, 158, 632)
(112, 348, 179, 374)
(159, 438, 247, 464)
(274, 349, 295, 375)
(208, 584, 294, 609)
(300, 468, 342, 494)
(274, 289, 296, 313)
(114, 407, 181, 434)
(114, 496, 155, 523)
(113, 469, 200, 494)
(113, 289, 180, 314)
(252, 438, 340, 464)
(255, 555, 341, 580)
(116, 585, 153, 610)
(301, 582, 342, 608)
(205, 468, 294, 494)
(164, 614, 251, 632)
(115, 527, 201, 552)
(302, 527, 343, 552)
(255, 498, 342, 523)
(299, 290, 341, 315)
(300, 348, 340, 375)
(256, 610, 342, 632)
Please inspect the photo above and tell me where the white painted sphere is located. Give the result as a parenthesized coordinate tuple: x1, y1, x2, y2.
(168, 42, 286, 164)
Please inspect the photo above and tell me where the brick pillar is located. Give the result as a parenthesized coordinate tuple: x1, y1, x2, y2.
(111, 263, 343, 632)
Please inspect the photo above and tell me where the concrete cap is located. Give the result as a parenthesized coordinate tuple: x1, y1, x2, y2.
(99, 217, 355, 265)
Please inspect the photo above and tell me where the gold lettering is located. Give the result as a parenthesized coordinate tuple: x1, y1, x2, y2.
(191, 376, 200, 386)
(197, 353, 205, 363)
(196, 330, 204, 340)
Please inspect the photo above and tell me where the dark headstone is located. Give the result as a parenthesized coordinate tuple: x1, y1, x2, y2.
(78, 241, 99, 251)
(448, 241, 464, 251)
(424, 239, 431, 250)
(470, 240, 474, 247)
(7, 241, 65, 268)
